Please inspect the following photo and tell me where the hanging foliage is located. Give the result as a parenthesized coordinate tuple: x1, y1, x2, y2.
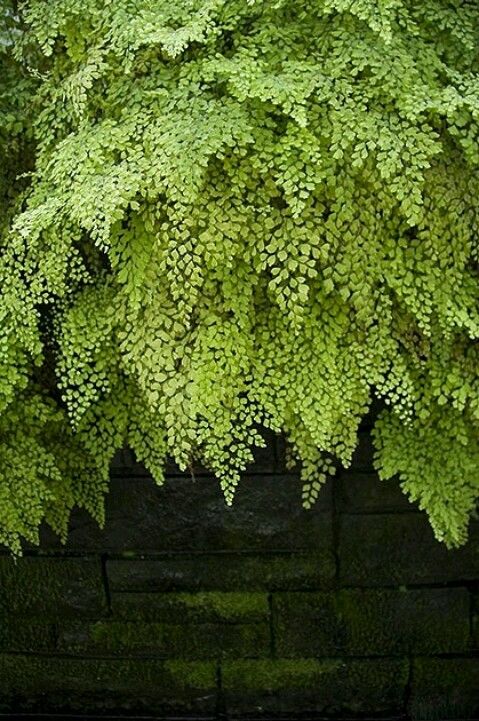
(1, 0, 479, 552)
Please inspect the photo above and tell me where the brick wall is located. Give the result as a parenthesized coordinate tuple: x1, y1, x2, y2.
(0, 429, 478, 719)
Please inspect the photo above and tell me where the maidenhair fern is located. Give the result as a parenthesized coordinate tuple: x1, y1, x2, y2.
(1, 0, 479, 552)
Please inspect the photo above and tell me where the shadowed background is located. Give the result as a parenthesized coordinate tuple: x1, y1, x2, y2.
(0, 427, 478, 720)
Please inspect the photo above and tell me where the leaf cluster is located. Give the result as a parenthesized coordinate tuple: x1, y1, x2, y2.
(1, 0, 479, 550)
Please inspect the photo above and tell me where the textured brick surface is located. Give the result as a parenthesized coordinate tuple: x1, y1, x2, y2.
(410, 658, 479, 720)
(0, 556, 106, 617)
(110, 590, 269, 622)
(39, 473, 333, 552)
(274, 588, 470, 656)
(107, 551, 336, 592)
(0, 655, 217, 714)
(336, 471, 413, 512)
(0, 618, 56, 652)
(222, 658, 408, 716)
(58, 619, 270, 658)
(339, 513, 479, 585)
(0, 434, 478, 718)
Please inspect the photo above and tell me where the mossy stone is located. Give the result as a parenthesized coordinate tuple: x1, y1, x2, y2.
(107, 550, 335, 592)
(274, 588, 470, 656)
(0, 557, 106, 617)
(58, 619, 270, 659)
(0, 654, 217, 714)
(0, 617, 55, 652)
(410, 658, 479, 720)
(111, 590, 269, 622)
(222, 658, 408, 716)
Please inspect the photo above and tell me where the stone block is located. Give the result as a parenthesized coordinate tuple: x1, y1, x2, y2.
(337, 471, 412, 513)
(0, 617, 55, 652)
(111, 591, 269, 623)
(410, 658, 479, 720)
(0, 654, 217, 714)
(107, 551, 336, 592)
(58, 619, 269, 659)
(222, 658, 408, 716)
(39, 473, 333, 552)
(0, 556, 106, 617)
(339, 514, 479, 585)
(274, 588, 470, 656)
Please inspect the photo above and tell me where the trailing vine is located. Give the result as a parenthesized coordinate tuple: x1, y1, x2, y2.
(1, 0, 479, 552)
